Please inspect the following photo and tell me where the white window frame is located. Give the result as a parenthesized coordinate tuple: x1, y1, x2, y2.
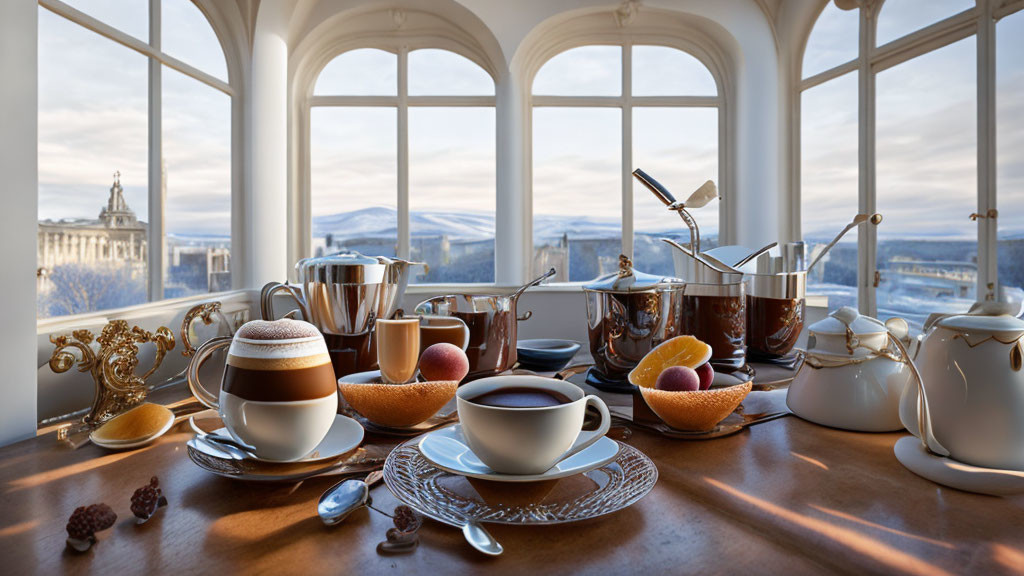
(525, 36, 731, 280)
(37, 0, 242, 308)
(797, 0, 1024, 315)
(303, 45, 497, 268)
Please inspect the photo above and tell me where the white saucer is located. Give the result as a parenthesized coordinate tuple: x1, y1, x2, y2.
(191, 414, 364, 463)
(418, 424, 620, 483)
(894, 436, 1024, 496)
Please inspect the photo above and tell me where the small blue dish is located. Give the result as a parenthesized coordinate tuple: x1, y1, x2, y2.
(516, 339, 582, 372)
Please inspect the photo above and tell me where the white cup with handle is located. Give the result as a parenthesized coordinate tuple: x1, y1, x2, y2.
(456, 375, 611, 475)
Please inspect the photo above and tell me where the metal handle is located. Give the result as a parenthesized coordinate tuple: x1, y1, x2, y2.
(180, 302, 230, 357)
(186, 336, 232, 410)
(633, 168, 677, 206)
(517, 311, 533, 321)
(260, 281, 307, 321)
(887, 332, 949, 458)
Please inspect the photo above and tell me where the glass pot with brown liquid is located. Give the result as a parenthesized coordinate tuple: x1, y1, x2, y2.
(681, 281, 747, 372)
(746, 272, 806, 361)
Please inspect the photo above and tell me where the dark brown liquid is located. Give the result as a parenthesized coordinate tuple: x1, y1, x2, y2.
(453, 310, 514, 379)
(682, 294, 746, 371)
(746, 296, 804, 360)
(222, 362, 337, 402)
(323, 332, 376, 379)
(468, 387, 571, 408)
(419, 323, 467, 353)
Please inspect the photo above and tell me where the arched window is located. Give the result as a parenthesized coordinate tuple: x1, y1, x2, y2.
(37, 0, 234, 317)
(800, 0, 1023, 326)
(531, 43, 722, 281)
(309, 47, 496, 283)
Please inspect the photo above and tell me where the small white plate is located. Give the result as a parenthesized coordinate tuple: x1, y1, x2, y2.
(418, 424, 619, 483)
(90, 415, 175, 450)
(190, 414, 364, 464)
(894, 436, 1024, 496)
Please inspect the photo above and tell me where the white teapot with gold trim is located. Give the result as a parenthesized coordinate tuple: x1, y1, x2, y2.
(787, 306, 913, 432)
(899, 303, 1024, 471)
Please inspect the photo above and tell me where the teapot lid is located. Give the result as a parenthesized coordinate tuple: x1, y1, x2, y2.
(937, 313, 1024, 340)
(583, 254, 679, 293)
(808, 306, 887, 336)
(301, 251, 388, 284)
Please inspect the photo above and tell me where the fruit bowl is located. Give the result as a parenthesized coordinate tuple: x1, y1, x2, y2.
(635, 381, 752, 432)
(338, 371, 458, 428)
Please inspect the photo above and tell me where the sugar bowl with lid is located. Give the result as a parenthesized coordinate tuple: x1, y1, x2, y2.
(583, 255, 684, 390)
(899, 306, 1024, 471)
(786, 306, 913, 432)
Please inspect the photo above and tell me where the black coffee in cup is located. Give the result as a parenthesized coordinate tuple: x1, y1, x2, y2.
(468, 387, 571, 408)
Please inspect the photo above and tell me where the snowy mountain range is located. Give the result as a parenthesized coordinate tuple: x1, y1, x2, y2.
(312, 206, 691, 241)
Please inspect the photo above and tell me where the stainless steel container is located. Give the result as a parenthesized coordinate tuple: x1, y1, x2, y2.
(260, 251, 422, 377)
(583, 255, 684, 388)
(746, 271, 807, 361)
(414, 269, 555, 381)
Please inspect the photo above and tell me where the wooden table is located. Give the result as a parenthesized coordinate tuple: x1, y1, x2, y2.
(2, 388, 1023, 575)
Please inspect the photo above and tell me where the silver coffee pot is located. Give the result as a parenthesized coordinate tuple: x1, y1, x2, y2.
(261, 252, 424, 377)
(261, 252, 422, 335)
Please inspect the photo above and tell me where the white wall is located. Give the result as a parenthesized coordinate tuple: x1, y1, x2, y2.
(0, 0, 39, 445)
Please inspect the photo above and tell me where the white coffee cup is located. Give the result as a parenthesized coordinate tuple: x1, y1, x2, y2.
(456, 375, 611, 475)
(187, 319, 339, 462)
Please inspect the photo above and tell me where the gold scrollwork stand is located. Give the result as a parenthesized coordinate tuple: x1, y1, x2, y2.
(49, 320, 176, 428)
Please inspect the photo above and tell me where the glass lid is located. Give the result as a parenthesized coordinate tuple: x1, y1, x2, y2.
(583, 254, 679, 293)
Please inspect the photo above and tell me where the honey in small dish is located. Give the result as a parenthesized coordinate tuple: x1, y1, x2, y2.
(91, 403, 175, 445)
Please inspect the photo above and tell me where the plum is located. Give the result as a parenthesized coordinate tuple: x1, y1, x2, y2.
(695, 362, 714, 391)
(655, 366, 700, 392)
(418, 343, 470, 383)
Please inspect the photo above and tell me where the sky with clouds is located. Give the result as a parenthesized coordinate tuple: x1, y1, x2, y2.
(38, 2, 1023, 248)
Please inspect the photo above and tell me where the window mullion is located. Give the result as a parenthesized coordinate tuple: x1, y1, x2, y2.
(397, 46, 410, 260)
(622, 42, 633, 260)
(978, 0, 997, 300)
(859, 4, 878, 317)
(148, 0, 163, 301)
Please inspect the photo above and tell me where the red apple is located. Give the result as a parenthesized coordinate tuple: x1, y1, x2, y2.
(655, 366, 700, 392)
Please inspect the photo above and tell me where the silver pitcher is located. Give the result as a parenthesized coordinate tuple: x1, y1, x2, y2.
(261, 252, 423, 376)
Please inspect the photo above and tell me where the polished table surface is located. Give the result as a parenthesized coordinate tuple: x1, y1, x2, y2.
(2, 388, 1023, 575)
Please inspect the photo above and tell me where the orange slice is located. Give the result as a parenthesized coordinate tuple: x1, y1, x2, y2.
(628, 335, 713, 389)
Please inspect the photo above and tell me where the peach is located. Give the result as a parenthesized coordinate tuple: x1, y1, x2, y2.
(696, 362, 714, 391)
(655, 366, 700, 392)
(419, 343, 470, 383)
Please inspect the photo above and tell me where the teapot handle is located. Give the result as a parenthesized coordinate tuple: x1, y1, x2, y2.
(887, 332, 950, 458)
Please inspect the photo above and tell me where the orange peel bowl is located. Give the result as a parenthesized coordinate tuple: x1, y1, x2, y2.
(637, 381, 752, 432)
(337, 380, 457, 428)
(627, 335, 713, 389)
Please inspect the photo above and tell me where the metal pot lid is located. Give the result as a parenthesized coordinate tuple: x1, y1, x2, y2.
(937, 313, 1024, 340)
(808, 306, 887, 336)
(303, 251, 388, 284)
(583, 254, 678, 292)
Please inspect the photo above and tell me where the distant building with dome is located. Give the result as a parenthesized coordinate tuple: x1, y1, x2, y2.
(37, 172, 148, 294)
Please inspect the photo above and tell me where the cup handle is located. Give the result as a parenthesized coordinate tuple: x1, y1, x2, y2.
(558, 395, 611, 464)
(186, 336, 232, 410)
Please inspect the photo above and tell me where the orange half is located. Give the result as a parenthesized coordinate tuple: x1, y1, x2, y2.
(628, 335, 713, 388)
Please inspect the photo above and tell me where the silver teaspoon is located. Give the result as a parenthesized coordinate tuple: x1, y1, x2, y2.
(462, 521, 503, 556)
(318, 470, 384, 526)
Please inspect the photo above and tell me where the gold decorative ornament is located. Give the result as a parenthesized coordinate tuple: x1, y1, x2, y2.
(180, 301, 229, 357)
(49, 320, 176, 427)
